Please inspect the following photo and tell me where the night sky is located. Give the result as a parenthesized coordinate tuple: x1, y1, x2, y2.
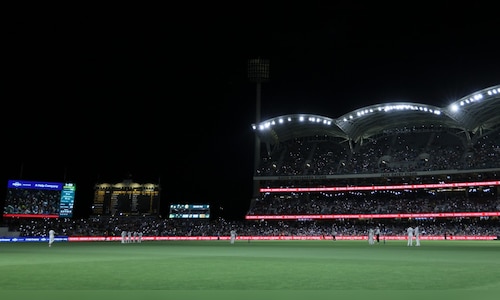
(3, 3, 500, 220)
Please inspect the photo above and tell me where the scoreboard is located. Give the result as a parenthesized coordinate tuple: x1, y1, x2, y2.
(3, 180, 76, 218)
(169, 204, 210, 219)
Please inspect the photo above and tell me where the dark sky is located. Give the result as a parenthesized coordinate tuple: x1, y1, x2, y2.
(3, 3, 500, 219)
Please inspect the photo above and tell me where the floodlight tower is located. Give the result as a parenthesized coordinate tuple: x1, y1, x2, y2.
(248, 58, 269, 198)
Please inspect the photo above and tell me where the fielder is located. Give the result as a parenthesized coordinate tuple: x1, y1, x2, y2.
(230, 230, 236, 244)
(414, 226, 420, 246)
(407, 226, 414, 246)
(48, 229, 55, 247)
(368, 228, 375, 245)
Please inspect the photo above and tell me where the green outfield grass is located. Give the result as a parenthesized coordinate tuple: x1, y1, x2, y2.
(1, 240, 499, 300)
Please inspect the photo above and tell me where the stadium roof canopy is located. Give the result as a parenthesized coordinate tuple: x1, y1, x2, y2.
(252, 84, 500, 145)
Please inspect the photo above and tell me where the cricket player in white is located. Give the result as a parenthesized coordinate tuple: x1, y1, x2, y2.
(48, 229, 55, 247)
(368, 228, 375, 245)
(407, 226, 414, 246)
(414, 226, 420, 246)
(230, 230, 236, 244)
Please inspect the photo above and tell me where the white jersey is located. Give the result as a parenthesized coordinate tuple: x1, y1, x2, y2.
(407, 227, 414, 246)
(48, 229, 55, 247)
(414, 226, 421, 246)
(407, 227, 414, 237)
(230, 230, 236, 244)
(368, 228, 375, 245)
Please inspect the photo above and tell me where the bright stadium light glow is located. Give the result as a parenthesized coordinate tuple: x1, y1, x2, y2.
(487, 88, 499, 95)
(251, 84, 498, 134)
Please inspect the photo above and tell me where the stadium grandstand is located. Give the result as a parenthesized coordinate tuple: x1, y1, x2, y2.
(245, 84, 500, 239)
(2, 85, 500, 241)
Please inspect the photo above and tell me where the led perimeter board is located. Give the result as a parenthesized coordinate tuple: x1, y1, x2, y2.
(3, 180, 76, 218)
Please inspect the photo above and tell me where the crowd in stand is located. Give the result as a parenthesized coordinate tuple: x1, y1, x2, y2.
(4, 189, 60, 215)
(2, 127, 499, 240)
(256, 129, 500, 176)
(2, 213, 499, 239)
(248, 190, 500, 216)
